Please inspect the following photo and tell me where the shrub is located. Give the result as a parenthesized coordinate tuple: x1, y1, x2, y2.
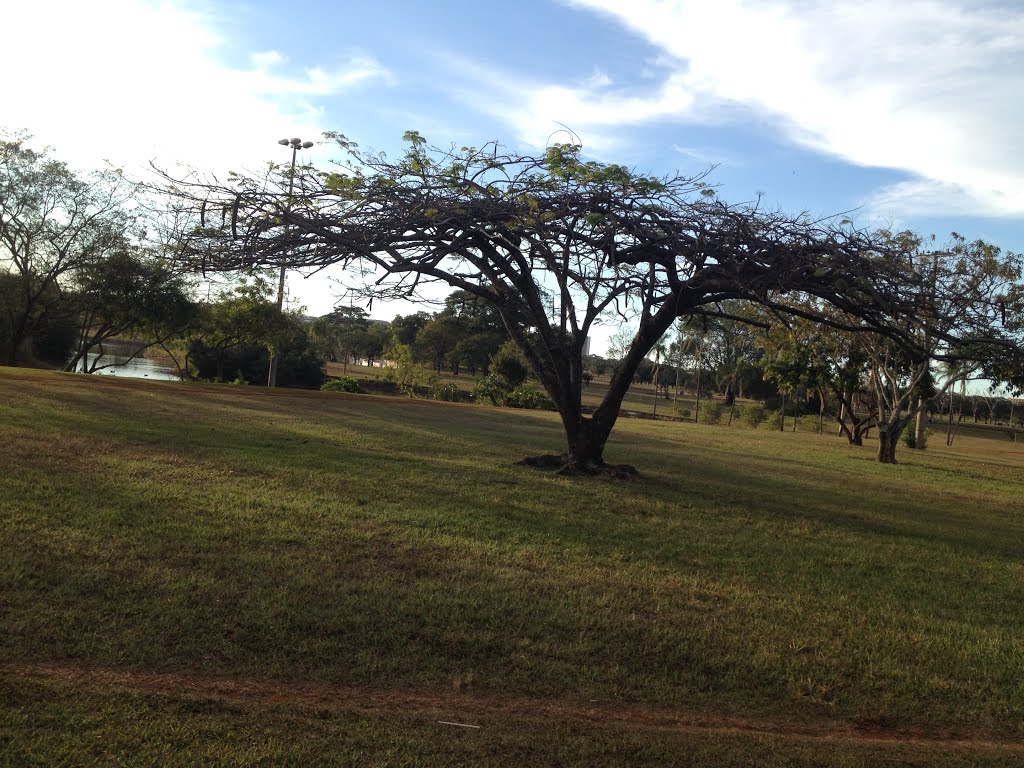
(699, 400, 723, 425)
(473, 377, 554, 410)
(321, 376, 361, 393)
(362, 378, 400, 396)
(903, 426, 934, 449)
(741, 404, 765, 428)
(471, 374, 506, 406)
(430, 382, 465, 402)
(504, 387, 555, 411)
(381, 343, 433, 397)
(189, 339, 325, 389)
(765, 410, 784, 431)
(490, 342, 529, 389)
(798, 415, 821, 433)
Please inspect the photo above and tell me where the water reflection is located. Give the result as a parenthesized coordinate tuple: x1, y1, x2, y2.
(70, 341, 182, 381)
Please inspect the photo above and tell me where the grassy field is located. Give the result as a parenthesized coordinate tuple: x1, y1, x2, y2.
(2, 367, 1023, 766)
(327, 361, 1024, 442)
(326, 360, 694, 418)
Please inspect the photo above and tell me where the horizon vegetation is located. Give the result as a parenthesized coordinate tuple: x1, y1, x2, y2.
(5, 128, 1022, 471)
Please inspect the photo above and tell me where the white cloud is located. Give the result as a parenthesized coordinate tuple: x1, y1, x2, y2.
(0, 0, 393, 317)
(671, 144, 735, 169)
(251, 50, 287, 69)
(561, 0, 1024, 217)
(0, 0, 391, 176)
(443, 57, 696, 154)
(304, 57, 393, 94)
(867, 178, 1016, 221)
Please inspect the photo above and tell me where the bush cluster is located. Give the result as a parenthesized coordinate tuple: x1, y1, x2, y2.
(503, 387, 556, 411)
(740, 404, 765, 428)
(471, 375, 553, 410)
(765, 410, 785, 431)
(699, 401, 723, 425)
(321, 376, 361, 393)
(430, 382, 471, 403)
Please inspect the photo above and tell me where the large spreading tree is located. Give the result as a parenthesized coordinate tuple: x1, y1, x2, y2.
(161, 133, 1021, 473)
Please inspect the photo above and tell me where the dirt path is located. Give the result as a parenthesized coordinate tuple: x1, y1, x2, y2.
(8, 661, 1023, 754)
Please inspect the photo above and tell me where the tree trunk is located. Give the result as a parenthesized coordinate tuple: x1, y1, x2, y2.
(877, 426, 899, 463)
(518, 405, 632, 476)
(913, 400, 928, 450)
(65, 348, 86, 373)
(503, 290, 677, 476)
(877, 416, 909, 463)
(7, 302, 33, 366)
(563, 414, 611, 472)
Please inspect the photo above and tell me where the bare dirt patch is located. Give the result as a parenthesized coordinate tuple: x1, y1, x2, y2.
(9, 661, 1023, 754)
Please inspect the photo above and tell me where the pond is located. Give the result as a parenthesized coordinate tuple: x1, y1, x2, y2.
(68, 341, 183, 382)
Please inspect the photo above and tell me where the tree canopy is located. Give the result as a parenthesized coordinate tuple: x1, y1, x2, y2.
(64, 247, 195, 374)
(162, 133, 1023, 473)
(1, 133, 137, 365)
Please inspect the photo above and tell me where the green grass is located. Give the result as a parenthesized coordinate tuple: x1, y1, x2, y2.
(2, 367, 1023, 765)
(328, 360, 690, 417)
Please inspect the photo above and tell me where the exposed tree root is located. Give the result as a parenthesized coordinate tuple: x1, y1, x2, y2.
(517, 454, 640, 479)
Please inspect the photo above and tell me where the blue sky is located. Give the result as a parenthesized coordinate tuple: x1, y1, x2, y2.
(3, 0, 1022, 351)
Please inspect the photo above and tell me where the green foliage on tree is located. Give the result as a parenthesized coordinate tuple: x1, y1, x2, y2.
(415, 315, 461, 374)
(187, 281, 323, 387)
(0, 272, 77, 365)
(309, 305, 370, 372)
(390, 312, 432, 347)
(380, 342, 433, 397)
(1, 132, 136, 366)
(64, 248, 196, 373)
(440, 289, 508, 375)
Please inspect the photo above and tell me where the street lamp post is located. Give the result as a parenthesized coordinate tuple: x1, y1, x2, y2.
(267, 137, 314, 388)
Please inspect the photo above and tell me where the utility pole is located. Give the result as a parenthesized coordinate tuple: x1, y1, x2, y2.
(267, 137, 313, 388)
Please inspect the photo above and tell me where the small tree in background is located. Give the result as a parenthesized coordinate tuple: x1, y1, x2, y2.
(473, 341, 531, 406)
(381, 341, 432, 397)
(309, 306, 370, 372)
(186, 281, 323, 387)
(64, 248, 195, 374)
